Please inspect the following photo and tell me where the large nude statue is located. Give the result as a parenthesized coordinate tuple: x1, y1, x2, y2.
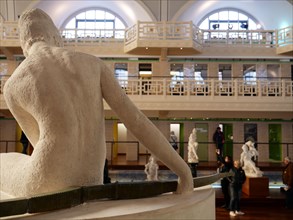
(0, 8, 193, 197)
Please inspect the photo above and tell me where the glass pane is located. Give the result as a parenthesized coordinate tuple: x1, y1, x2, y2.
(95, 10, 105, 19)
(209, 13, 218, 20)
(199, 19, 209, 29)
(76, 12, 85, 19)
(248, 19, 257, 29)
(244, 124, 257, 143)
(115, 19, 125, 29)
(85, 22, 95, 29)
(86, 10, 95, 19)
(238, 13, 248, 20)
(96, 22, 105, 29)
(267, 64, 280, 78)
(199, 9, 259, 31)
(65, 19, 75, 29)
(105, 12, 115, 19)
(228, 11, 238, 21)
(105, 22, 114, 29)
(77, 21, 86, 29)
(219, 11, 228, 20)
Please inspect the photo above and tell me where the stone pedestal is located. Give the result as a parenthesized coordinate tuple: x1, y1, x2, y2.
(242, 176, 269, 197)
(5, 186, 215, 219)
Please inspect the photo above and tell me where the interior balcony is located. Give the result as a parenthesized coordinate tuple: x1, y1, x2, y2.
(124, 21, 203, 57)
(1, 77, 292, 120)
(275, 26, 293, 55)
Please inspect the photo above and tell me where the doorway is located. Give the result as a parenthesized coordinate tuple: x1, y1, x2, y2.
(223, 123, 233, 157)
(269, 124, 282, 161)
(195, 123, 208, 161)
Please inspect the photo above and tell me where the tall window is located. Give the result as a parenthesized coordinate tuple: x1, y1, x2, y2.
(194, 63, 207, 84)
(243, 64, 256, 85)
(115, 63, 128, 87)
(219, 64, 231, 80)
(170, 64, 184, 87)
(198, 9, 261, 31)
(62, 9, 126, 39)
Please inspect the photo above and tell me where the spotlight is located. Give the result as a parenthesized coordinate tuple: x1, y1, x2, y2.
(212, 24, 220, 29)
(241, 23, 248, 29)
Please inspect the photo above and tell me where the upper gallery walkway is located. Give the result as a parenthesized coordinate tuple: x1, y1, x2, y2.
(0, 20, 292, 58)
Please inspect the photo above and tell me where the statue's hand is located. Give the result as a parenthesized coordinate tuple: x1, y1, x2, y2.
(175, 176, 193, 194)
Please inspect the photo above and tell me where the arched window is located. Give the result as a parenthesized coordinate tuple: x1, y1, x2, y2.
(61, 9, 126, 39)
(198, 9, 261, 30)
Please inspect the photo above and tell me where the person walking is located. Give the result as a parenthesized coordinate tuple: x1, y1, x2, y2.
(282, 156, 293, 209)
(228, 160, 246, 217)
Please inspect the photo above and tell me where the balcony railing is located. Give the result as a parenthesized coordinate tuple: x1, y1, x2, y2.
(118, 78, 293, 97)
(1, 19, 292, 49)
(0, 76, 292, 97)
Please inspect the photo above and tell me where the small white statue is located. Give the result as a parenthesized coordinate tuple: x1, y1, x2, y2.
(144, 155, 159, 181)
(188, 128, 199, 164)
(240, 141, 263, 177)
(188, 128, 199, 177)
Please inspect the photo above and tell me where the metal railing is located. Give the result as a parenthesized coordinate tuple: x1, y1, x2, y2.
(1, 76, 292, 97)
(2, 140, 292, 164)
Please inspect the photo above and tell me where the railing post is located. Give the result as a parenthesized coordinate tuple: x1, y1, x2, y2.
(282, 79, 286, 98)
(211, 79, 215, 97)
(189, 21, 193, 41)
(163, 78, 166, 97)
(139, 77, 142, 96)
(234, 79, 238, 98)
(136, 21, 140, 44)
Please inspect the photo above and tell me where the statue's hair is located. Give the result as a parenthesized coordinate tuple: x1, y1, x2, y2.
(18, 8, 63, 56)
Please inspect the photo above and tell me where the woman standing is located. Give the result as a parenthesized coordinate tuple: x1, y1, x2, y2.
(228, 160, 246, 217)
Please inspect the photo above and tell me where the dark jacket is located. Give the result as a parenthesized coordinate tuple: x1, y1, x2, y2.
(217, 154, 233, 173)
(213, 131, 224, 145)
(283, 162, 293, 188)
(229, 166, 246, 190)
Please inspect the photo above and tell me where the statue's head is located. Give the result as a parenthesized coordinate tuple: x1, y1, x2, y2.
(18, 8, 63, 57)
(242, 144, 249, 151)
(246, 140, 254, 148)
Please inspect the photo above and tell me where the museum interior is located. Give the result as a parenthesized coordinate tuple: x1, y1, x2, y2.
(0, 0, 293, 219)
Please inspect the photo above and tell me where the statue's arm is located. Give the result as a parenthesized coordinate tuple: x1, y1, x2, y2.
(3, 67, 40, 146)
(100, 62, 193, 194)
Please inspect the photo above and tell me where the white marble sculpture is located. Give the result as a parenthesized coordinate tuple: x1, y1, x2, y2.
(188, 128, 199, 164)
(144, 155, 159, 181)
(0, 8, 193, 197)
(240, 140, 263, 177)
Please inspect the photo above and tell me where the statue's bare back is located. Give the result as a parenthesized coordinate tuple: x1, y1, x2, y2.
(0, 8, 193, 197)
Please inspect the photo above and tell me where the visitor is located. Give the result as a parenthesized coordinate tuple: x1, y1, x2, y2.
(170, 131, 178, 151)
(213, 127, 225, 158)
(228, 160, 246, 217)
(103, 159, 111, 184)
(20, 131, 29, 154)
(282, 156, 293, 209)
(216, 149, 233, 210)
